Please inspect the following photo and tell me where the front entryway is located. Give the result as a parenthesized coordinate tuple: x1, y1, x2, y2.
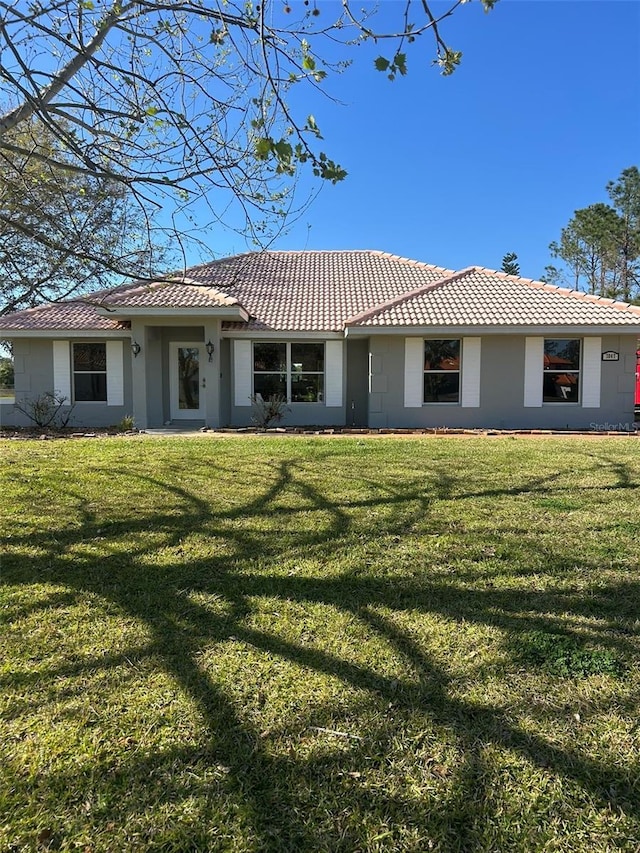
(169, 342, 205, 420)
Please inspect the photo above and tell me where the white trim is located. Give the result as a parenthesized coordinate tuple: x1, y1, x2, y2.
(461, 337, 481, 408)
(324, 340, 343, 407)
(345, 324, 640, 337)
(96, 306, 249, 320)
(524, 337, 544, 407)
(404, 338, 424, 408)
(223, 330, 344, 340)
(1, 330, 126, 339)
(234, 340, 252, 407)
(581, 337, 602, 408)
(52, 341, 71, 401)
(106, 341, 124, 407)
(3, 324, 639, 340)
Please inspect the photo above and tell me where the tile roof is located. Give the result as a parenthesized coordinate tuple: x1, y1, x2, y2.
(347, 267, 640, 328)
(0, 299, 128, 331)
(182, 250, 454, 332)
(105, 278, 240, 309)
(1, 251, 639, 333)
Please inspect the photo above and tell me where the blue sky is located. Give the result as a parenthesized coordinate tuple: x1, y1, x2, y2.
(209, 0, 640, 281)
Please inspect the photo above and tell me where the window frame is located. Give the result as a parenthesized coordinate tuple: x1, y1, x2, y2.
(423, 338, 462, 405)
(542, 338, 581, 405)
(72, 341, 108, 403)
(252, 341, 325, 404)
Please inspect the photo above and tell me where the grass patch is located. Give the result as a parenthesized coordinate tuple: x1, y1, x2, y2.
(513, 630, 624, 678)
(1, 436, 639, 852)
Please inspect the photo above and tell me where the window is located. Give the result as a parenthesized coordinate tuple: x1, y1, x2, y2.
(543, 339, 580, 403)
(0, 354, 14, 403)
(423, 339, 460, 403)
(253, 342, 324, 403)
(73, 342, 107, 401)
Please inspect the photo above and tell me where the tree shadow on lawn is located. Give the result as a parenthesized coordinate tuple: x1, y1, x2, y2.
(2, 455, 640, 850)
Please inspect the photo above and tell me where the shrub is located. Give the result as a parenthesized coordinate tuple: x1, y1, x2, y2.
(117, 414, 136, 431)
(250, 393, 290, 430)
(13, 391, 74, 428)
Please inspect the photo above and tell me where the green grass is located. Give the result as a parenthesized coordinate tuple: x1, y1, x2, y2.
(1, 435, 639, 852)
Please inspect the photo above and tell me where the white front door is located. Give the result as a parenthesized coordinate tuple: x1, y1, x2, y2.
(169, 342, 205, 420)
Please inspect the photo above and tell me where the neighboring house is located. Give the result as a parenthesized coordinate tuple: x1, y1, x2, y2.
(1, 250, 639, 431)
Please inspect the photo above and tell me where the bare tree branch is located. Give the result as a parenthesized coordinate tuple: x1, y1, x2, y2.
(0, 0, 498, 311)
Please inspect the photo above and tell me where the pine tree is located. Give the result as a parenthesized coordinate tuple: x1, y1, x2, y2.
(501, 253, 520, 276)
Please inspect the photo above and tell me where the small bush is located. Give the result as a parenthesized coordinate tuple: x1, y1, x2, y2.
(250, 393, 290, 430)
(13, 390, 74, 428)
(117, 414, 136, 431)
(514, 630, 623, 678)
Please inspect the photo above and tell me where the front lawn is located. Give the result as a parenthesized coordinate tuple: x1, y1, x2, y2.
(1, 436, 639, 852)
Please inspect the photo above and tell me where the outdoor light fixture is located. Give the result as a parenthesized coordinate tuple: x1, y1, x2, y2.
(131, 341, 141, 358)
(206, 340, 215, 362)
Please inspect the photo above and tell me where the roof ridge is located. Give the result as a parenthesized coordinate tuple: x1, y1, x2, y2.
(369, 249, 454, 274)
(345, 267, 468, 326)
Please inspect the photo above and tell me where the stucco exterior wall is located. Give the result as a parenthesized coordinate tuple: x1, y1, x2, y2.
(0, 337, 133, 428)
(368, 333, 638, 430)
(2, 331, 636, 431)
(219, 338, 231, 427)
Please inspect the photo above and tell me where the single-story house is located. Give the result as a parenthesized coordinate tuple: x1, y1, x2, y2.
(1, 250, 639, 431)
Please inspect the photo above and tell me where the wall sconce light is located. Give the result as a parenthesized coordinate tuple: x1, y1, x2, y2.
(131, 341, 141, 358)
(205, 340, 215, 362)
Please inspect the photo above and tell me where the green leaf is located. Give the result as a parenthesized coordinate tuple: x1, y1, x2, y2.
(437, 49, 463, 76)
(302, 54, 316, 72)
(393, 53, 407, 76)
(254, 137, 272, 160)
(315, 156, 347, 184)
(374, 56, 390, 72)
(305, 115, 322, 138)
(273, 140, 293, 161)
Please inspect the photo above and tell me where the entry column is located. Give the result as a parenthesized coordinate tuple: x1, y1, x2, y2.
(203, 319, 221, 428)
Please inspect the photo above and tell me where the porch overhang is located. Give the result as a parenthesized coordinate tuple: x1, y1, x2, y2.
(96, 305, 250, 322)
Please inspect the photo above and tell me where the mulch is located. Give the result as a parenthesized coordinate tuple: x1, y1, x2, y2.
(1, 426, 638, 440)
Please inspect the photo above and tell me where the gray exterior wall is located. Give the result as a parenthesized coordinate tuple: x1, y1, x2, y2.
(219, 338, 231, 427)
(0, 337, 133, 428)
(227, 401, 347, 429)
(368, 333, 638, 430)
(2, 330, 636, 431)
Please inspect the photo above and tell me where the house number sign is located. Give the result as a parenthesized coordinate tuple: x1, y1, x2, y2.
(601, 351, 620, 361)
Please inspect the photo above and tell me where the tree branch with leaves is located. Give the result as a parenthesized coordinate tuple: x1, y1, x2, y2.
(0, 0, 498, 311)
(544, 167, 640, 303)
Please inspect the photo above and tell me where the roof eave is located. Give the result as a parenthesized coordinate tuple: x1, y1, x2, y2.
(96, 305, 250, 321)
(0, 328, 131, 338)
(221, 328, 344, 339)
(344, 323, 640, 337)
